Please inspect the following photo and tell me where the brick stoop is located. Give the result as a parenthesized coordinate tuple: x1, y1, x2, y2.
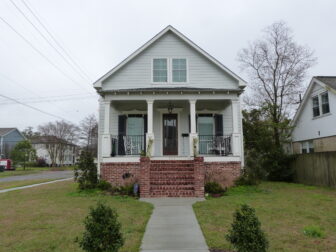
(149, 160, 197, 197)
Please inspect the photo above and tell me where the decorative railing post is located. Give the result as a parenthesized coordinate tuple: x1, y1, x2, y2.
(140, 156, 150, 197)
(194, 156, 205, 197)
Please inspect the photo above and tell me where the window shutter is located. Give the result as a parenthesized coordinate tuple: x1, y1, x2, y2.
(214, 114, 223, 136)
(118, 115, 127, 155)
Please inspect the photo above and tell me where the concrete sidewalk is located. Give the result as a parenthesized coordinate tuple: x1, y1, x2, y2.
(0, 170, 73, 183)
(140, 198, 209, 252)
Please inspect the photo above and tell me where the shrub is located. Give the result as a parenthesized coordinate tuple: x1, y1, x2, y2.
(97, 180, 112, 191)
(205, 182, 226, 195)
(36, 157, 48, 167)
(76, 202, 124, 252)
(234, 174, 258, 186)
(74, 151, 98, 190)
(226, 204, 268, 252)
(303, 225, 325, 238)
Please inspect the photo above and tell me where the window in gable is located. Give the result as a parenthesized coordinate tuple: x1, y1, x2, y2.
(312, 96, 320, 117)
(321, 92, 330, 114)
(172, 58, 187, 82)
(153, 58, 167, 82)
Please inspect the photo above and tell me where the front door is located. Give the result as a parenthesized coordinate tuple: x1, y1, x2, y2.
(163, 114, 178, 155)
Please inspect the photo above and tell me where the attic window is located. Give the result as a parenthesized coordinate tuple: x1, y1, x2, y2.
(153, 58, 167, 82)
(312, 96, 320, 117)
(172, 58, 187, 82)
(321, 92, 330, 114)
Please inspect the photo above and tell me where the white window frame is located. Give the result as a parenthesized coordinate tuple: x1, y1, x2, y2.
(151, 58, 169, 84)
(321, 91, 330, 115)
(301, 140, 314, 154)
(151, 57, 188, 84)
(312, 91, 331, 119)
(171, 58, 188, 84)
(312, 95, 320, 118)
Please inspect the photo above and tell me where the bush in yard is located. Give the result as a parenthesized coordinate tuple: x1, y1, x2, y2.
(226, 204, 268, 252)
(36, 157, 48, 167)
(303, 225, 325, 238)
(97, 180, 112, 191)
(76, 202, 124, 252)
(74, 151, 98, 190)
(205, 182, 226, 195)
(10, 140, 36, 170)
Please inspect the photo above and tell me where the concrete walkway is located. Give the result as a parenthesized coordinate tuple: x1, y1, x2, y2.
(0, 170, 73, 183)
(140, 198, 209, 252)
(0, 177, 73, 194)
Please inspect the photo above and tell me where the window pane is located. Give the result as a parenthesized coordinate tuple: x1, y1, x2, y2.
(312, 96, 320, 117)
(321, 92, 330, 114)
(127, 117, 144, 135)
(309, 141, 314, 153)
(172, 59, 187, 82)
(153, 59, 167, 82)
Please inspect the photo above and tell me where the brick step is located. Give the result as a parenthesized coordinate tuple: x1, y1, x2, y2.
(150, 175, 194, 180)
(150, 185, 194, 190)
(150, 168, 194, 173)
(150, 160, 194, 164)
(150, 190, 195, 197)
(150, 180, 194, 186)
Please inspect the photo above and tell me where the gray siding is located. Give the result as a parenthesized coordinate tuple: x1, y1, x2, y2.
(1, 129, 25, 158)
(102, 31, 239, 90)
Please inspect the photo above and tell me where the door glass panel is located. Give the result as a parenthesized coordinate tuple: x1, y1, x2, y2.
(163, 114, 178, 155)
(198, 116, 214, 154)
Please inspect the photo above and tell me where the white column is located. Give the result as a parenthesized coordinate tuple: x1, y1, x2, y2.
(102, 101, 112, 157)
(231, 99, 241, 156)
(189, 99, 198, 156)
(146, 99, 154, 156)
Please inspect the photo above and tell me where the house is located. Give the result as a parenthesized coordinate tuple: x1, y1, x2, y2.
(0, 128, 25, 158)
(31, 136, 78, 166)
(291, 76, 336, 154)
(94, 26, 246, 197)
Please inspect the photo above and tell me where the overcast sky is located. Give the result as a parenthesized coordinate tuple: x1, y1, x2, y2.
(0, 0, 335, 130)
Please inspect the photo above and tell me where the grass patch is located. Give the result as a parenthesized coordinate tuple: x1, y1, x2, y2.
(0, 181, 153, 252)
(193, 182, 336, 252)
(0, 166, 74, 178)
(0, 179, 56, 190)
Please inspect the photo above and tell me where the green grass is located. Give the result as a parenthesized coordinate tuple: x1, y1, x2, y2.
(0, 181, 153, 252)
(0, 166, 74, 178)
(194, 182, 336, 252)
(0, 179, 56, 190)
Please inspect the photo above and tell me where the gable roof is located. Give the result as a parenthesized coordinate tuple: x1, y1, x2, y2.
(315, 76, 336, 90)
(93, 25, 247, 89)
(0, 128, 25, 138)
(31, 136, 76, 146)
(291, 76, 336, 126)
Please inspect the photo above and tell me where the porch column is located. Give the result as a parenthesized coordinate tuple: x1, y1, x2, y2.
(146, 99, 154, 156)
(102, 101, 112, 157)
(189, 99, 198, 156)
(231, 99, 241, 156)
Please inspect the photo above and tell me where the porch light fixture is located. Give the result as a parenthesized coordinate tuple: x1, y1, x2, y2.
(167, 101, 174, 114)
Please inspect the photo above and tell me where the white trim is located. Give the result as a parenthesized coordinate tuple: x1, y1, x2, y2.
(102, 156, 140, 163)
(93, 25, 247, 88)
(203, 156, 241, 162)
(121, 110, 147, 114)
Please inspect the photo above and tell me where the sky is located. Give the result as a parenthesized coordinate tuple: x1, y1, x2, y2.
(0, 0, 335, 130)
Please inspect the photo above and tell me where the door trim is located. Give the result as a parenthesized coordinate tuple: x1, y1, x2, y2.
(162, 113, 178, 155)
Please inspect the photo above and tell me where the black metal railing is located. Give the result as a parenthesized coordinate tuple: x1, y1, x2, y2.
(198, 135, 232, 156)
(111, 135, 145, 156)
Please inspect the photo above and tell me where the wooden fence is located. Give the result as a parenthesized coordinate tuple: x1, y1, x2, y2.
(291, 151, 336, 188)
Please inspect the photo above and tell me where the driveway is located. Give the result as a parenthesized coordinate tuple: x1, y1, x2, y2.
(140, 198, 209, 252)
(0, 170, 73, 183)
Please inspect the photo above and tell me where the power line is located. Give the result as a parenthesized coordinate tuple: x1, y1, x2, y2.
(0, 93, 68, 120)
(20, 0, 93, 82)
(9, 0, 91, 83)
(0, 15, 93, 94)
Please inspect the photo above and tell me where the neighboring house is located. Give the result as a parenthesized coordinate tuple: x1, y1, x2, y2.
(94, 26, 246, 197)
(31, 136, 78, 166)
(291, 76, 336, 154)
(0, 128, 25, 158)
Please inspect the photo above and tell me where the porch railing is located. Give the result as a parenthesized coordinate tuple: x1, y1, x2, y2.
(198, 135, 232, 156)
(111, 135, 145, 156)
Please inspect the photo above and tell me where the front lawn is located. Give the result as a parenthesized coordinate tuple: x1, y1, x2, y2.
(193, 182, 336, 252)
(0, 179, 55, 190)
(0, 181, 153, 252)
(0, 166, 74, 178)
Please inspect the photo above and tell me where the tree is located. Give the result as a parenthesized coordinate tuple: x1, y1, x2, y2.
(76, 202, 124, 252)
(79, 114, 98, 155)
(38, 120, 79, 166)
(226, 204, 268, 252)
(10, 140, 36, 170)
(238, 21, 316, 148)
(21, 126, 40, 140)
(74, 151, 98, 190)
